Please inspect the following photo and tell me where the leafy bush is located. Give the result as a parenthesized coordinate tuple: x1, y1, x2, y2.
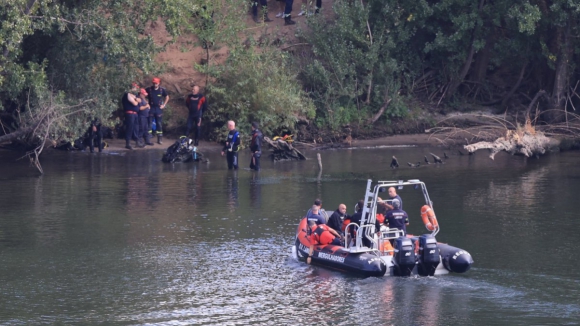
(205, 46, 315, 141)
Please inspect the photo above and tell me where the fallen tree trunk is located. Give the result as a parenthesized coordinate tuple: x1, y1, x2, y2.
(464, 127, 552, 160)
(264, 137, 307, 161)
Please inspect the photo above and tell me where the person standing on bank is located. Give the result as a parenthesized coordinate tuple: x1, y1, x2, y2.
(121, 83, 141, 150)
(221, 120, 240, 170)
(87, 118, 103, 153)
(249, 122, 263, 171)
(185, 85, 207, 146)
(138, 88, 153, 146)
(282, 0, 296, 25)
(252, 0, 273, 23)
(146, 77, 169, 145)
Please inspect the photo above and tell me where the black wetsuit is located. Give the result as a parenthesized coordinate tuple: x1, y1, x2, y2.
(249, 128, 263, 171)
(185, 92, 207, 145)
(328, 209, 349, 236)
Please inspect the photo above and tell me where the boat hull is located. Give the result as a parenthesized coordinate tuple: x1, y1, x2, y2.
(295, 218, 387, 277)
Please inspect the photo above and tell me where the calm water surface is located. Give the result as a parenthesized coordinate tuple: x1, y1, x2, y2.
(1, 145, 579, 325)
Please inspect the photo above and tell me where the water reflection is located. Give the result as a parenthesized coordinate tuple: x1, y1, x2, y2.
(1, 148, 580, 325)
(250, 172, 262, 209)
(225, 171, 239, 212)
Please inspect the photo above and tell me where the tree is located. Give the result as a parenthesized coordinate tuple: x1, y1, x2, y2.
(298, 1, 412, 131)
(207, 45, 315, 140)
(0, 0, 226, 172)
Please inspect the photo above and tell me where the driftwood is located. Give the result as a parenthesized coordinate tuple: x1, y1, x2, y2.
(263, 137, 307, 161)
(429, 152, 444, 163)
(464, 122, 551, 160)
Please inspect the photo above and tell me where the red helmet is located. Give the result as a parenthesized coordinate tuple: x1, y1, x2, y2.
(152, 77, 161, 84)
(140, 88, 148, 96)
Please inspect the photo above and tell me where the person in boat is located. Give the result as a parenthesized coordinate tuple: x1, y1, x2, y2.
(350, 199, 381, 247)
(307, 205, 326, 226)
(306, 198, 328, 223)
(384, 187, 403, 211)
(383, 198, 409, 235)
(376, 197, 387, 224)
(306, 220, 344, 265)
(327, 203, 349, 236)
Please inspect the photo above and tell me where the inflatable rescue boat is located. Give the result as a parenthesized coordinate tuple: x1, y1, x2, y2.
(293, 179, 474, 277)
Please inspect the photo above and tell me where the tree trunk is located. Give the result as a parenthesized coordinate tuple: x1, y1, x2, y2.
(446, 0, 485, 99)
(548, 23, 571, 122)
(472, 32, 496, 84)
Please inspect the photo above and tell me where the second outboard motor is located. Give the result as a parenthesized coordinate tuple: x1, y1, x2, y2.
(393, 237, 416, 276)
(417, 234, 440, 276)
(438, 244, 474, 273)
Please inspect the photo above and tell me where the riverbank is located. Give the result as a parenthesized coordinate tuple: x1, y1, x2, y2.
(96, 131, 454, 155)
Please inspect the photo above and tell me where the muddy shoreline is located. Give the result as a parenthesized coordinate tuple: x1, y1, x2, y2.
(76, 131, 449, 154)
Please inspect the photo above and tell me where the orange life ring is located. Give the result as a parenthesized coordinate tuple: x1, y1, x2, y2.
(420, 205, 439, 231)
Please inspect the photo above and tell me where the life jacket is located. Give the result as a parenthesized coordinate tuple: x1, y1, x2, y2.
(376, 213, 385, 224)
(341, 217, 351, 232)
(311, 225, 335, 245)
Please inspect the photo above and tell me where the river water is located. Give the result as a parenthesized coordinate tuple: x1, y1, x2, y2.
(0, 145, 579, 325)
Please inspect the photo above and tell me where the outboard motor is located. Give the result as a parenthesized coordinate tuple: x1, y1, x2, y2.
(438, 244, 474, 273)
(393, 237, 416, 276)
(417, 234, 440, 276)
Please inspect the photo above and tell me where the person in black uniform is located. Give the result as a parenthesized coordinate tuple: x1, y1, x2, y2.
(221, 120, 240, 170)
(384, 198, 409, 235)
(252, 0, 273, 23)
(121, 83, 141, 150)
(146, 77, 169, 145)
(282, 0, 296, 25)
(86, 118, 103, 153)
(249, 122, 263, 171)
(185, 85, 207, 146)
(327, 203, 349, 236)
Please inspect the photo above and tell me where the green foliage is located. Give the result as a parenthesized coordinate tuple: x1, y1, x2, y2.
(299, 1, 408, 130)
(206, 46, 315, 141)
(0, 0, 246, 149)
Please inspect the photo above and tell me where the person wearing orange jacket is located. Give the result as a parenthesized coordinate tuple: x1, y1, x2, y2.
(306, 220, 343, 264)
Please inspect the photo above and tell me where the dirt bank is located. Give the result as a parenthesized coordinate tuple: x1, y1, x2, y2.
(97, 132, 447, 155)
